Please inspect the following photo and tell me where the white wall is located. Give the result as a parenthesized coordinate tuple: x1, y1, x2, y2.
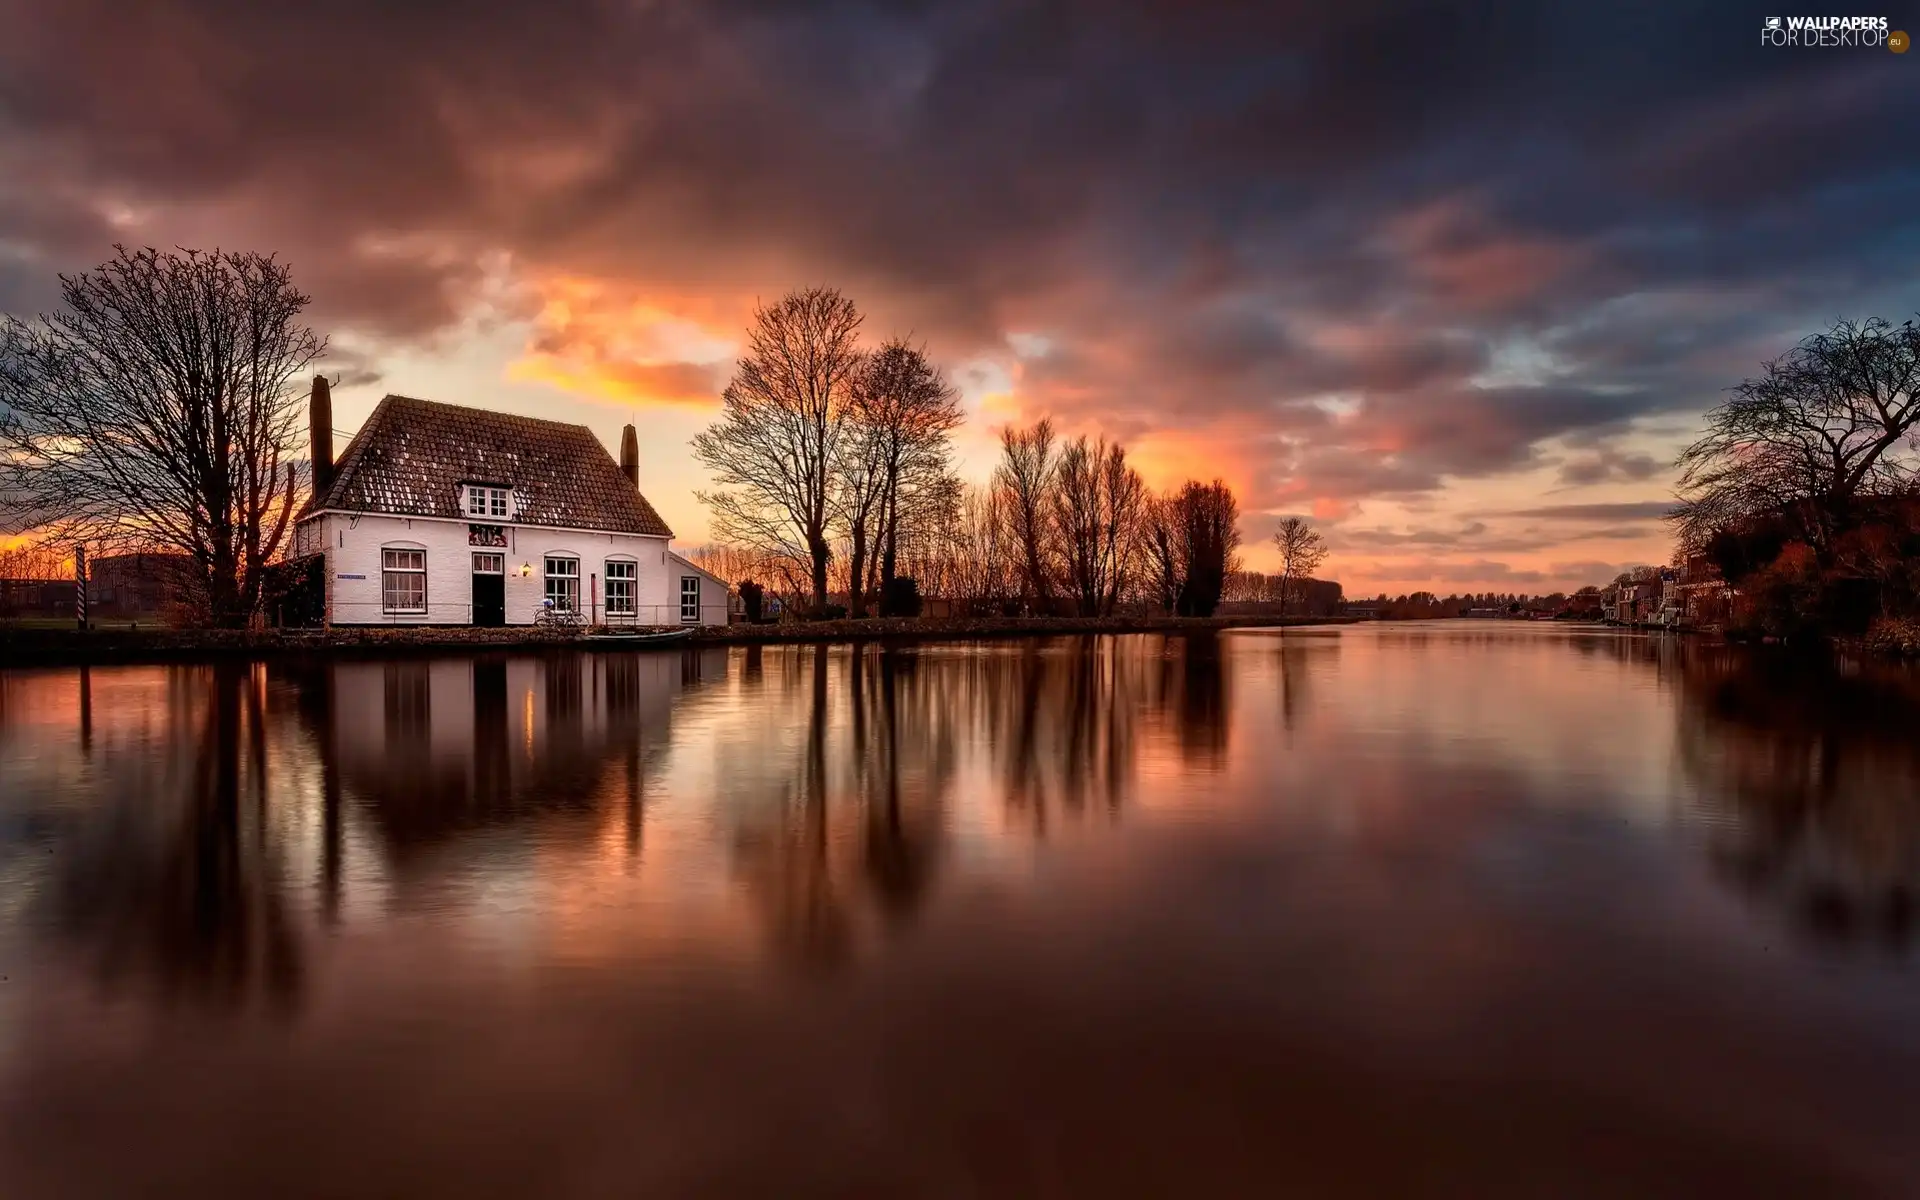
(305, 512, 722, 625)
(668, 555, 732, 627)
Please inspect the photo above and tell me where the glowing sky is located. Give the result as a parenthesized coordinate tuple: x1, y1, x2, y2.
(2, 1, 1916, 593)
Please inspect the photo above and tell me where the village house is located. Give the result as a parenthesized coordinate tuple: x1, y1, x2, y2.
(292, 378, 728, 627)
(1666, 553, 1732, 627)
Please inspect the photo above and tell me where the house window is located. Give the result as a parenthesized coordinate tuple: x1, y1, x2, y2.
(545, 556, 580, 612)
(464, 485, 512, 520)
(382, 548, 427, 613)
(472, 553, 504, 574)
(605, 559, 636, 617)
(680, 576, 701, 623)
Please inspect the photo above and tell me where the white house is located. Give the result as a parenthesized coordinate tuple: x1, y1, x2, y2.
(292, 379, 729, 627)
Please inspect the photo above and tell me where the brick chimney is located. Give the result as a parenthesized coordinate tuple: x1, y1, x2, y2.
(620, 423, 639, 488)
(310, 374, 334, 496)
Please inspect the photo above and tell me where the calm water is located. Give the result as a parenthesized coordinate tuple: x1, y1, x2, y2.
(2, 625, 1918, 1197)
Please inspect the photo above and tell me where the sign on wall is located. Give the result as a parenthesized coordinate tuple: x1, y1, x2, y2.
(468, 524, 508, 547)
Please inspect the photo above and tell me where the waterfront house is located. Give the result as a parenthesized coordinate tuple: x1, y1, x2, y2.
(1668, 554, 1732, 627)
(292, 378, 728, 627)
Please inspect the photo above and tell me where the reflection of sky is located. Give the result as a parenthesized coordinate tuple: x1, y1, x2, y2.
(0, 631, 1909, 983)
(3, 632, 1920, 1193)
(1223, 625, 1693, 821)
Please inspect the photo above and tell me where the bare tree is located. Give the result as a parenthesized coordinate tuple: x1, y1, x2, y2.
(1272, 516, 1329, 615)
(833, 409, 889, 617)
(694, 287, 864, 612)
(0, 538, 67, 580)
(1050, 436, 1146, 617)
(939, 482, 1018, 615)
(1672, 316, 1920, 560)
(1176, 480, 1241, 617)
(688, 542, 811, 616)
(1140, 491, 1188, 614)
(0, 247, 323, 626)
(854, 338, 964, 610)
(888, 471, 963, 603)
(994, 418, 1059, 612)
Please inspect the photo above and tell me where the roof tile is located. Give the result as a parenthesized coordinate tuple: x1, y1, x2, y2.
(304, 396, 673, 537)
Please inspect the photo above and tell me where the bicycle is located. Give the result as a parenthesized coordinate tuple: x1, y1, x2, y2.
(533, 599, 586, 630)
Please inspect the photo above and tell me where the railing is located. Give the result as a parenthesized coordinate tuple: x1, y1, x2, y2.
(322, 599, 714, 625)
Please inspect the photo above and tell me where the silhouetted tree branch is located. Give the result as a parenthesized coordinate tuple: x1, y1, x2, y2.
(1272, 516, 1328, 615)
(694, 287, 864, 611)
(1672, 316, 1920, 562)
(0, 246, 323, 626)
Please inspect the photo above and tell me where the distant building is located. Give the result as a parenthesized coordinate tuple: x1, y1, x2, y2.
(0, 579, 73, 620)
(2, 552, 191, 622)
(89, 553, 194, 618)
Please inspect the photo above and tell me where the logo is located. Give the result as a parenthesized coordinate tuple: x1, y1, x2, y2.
(1893, 29, 1911, 51)
(1761, 15, 1892, 47)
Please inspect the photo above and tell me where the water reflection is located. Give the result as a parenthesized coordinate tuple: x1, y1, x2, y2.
(722, 637, 1230, 968)
(1676, 649, 1920, 952)
(6, 636, 1230, 998)
(52, 664, 304, 1012)
(6, 630, 1920, 1196)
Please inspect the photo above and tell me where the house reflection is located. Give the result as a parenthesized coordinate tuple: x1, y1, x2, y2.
(311, 652, 720, 871)
(29, 635, 1238, 992)
(1676, 649, 1920, 953)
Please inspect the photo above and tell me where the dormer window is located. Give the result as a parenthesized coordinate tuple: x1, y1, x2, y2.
(463, 485, 512, 519)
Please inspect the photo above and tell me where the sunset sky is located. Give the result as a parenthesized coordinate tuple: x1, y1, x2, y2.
(2, 1, 1915, 594)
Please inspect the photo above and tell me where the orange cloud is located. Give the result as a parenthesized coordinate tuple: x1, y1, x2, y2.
(508, 276, 743, 409)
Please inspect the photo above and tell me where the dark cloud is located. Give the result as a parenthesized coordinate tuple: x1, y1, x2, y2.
(1556, 448, 1664, 486)
(1337, 516, 1662, 558)
(1501, 502, 1675, 522)
(0, 0, 1914, 511)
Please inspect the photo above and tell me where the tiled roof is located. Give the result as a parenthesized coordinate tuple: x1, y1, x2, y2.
(305, 395, 673, 537)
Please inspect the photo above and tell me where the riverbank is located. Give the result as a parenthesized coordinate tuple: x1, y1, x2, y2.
(0, 614, 1356, 668)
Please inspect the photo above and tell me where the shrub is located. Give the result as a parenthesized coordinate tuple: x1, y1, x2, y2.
(737, 579, 764, 623)
(879, 576, 923, 618)
(1864, 616, 1920, 657)
(816, 603, 848, 621)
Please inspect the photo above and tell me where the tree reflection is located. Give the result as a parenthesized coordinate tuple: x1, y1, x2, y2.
(732, 644, 853, 970)
(55, 663, 304, 1012)
(725, 635, 1232, 967)
(1677, 649, 1920, 952)
(34, 636, 1243, 991)
(860, 649, 948, 922)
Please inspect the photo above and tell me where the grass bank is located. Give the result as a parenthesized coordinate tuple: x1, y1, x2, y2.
(1, 614, 1355, 668)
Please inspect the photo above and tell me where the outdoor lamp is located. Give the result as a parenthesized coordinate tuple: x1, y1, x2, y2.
(519, 562, 532, 577)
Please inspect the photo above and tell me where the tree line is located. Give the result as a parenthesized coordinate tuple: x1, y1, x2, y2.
(691, 286, 1339, 620)
(2, 255, 1340, 628)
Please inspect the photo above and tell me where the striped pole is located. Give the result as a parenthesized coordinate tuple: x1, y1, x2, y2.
(74, 543, 88, 631)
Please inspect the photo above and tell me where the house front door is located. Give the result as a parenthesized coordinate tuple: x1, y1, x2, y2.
(471, 553, 506, 627)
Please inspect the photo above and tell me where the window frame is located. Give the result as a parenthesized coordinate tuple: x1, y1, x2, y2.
(544, 555, 581, 613)
(472, 552, 504, 574)
(604, 558, 637, 617)
(464, 485, 513, 520)
(680, 575, 701, 624)
(381, 546, 428, 615)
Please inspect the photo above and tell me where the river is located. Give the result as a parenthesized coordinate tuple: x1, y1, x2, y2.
(2, 624, 1918, 1197)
